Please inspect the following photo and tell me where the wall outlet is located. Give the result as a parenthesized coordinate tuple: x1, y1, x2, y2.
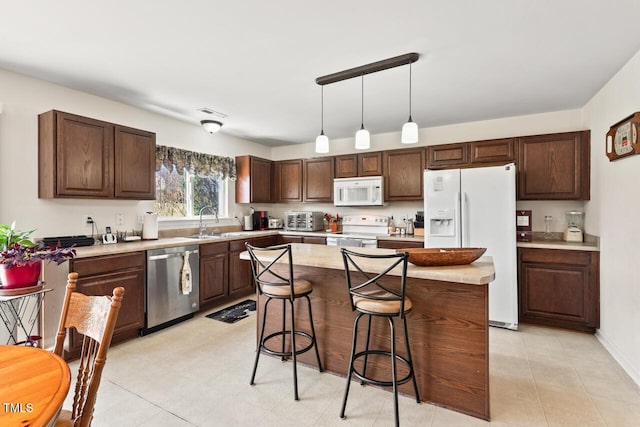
(116, 213, 124, 226)
(84, 215, 94, 227)
(137, 214, 144, 224)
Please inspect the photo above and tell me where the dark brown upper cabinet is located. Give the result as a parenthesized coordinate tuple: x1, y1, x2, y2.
(335, 152, 383, 178)
(273, 159, 303, 202)
(427, 143, 468, 169)
(517, 131, 590, 200)
(38, 110, 155, 200)
(383, 148, 425, 201)
(470, 138, 516, 165)
(303, 157, 334, 202)
(235, 155, 272, 203)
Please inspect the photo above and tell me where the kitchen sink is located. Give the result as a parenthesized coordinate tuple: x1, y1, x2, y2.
(184, 235, 224, 239)
(218, 232, 253, 237)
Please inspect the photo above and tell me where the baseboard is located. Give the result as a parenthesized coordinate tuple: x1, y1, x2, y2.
(595, 329, 640, 388)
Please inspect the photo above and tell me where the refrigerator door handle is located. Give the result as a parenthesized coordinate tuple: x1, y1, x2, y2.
(455, 191, 462, 246)
(462, 192, 469, 246)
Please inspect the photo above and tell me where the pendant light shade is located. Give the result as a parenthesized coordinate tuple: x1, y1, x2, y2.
(315, 86, 330, 153)
(355, 75, 370, 150)
(201, 120, 222, 134)
(401, 62, 418, 144)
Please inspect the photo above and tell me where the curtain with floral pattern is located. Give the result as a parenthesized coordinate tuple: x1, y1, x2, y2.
(155, 145, 236, 180)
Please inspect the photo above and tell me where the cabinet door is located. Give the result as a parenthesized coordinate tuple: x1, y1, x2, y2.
(43, 111, 115, 198)
(517, 131, 590, 200)
(114, 125, 156, 199)
(69, 253, 145, 358)
(229, 239, 254, 298)
(200, 253, 228, 305)
(302, 236, 326, 245)
(518, 248, 598, 332)
(384, 148, 425, 201)
(304, 157, 334, 202)
(469, 138, 515, 165)
(236, 156, 272, 203)
(274, 159, 303, 202)
(335, 154, 358, 178)
(280, 235, 304, 244)
(359, 152, 383, 176)
(426, 143, 468, 169)
(200, 242, 229, 305)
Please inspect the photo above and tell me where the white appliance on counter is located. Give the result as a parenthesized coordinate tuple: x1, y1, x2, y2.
(325, 214, 389, 248)
(424, 163, 517, 330)
(334, 176, 384, 206)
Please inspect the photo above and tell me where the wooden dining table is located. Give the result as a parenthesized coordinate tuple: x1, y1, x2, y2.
(0, 345, 70, 427)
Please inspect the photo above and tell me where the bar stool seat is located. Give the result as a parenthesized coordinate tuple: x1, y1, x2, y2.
(245, 243, 323, 401)
(339, 248, 420, 427)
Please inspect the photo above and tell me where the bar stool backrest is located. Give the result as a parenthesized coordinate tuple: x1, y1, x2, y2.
(340, 248, 410, 318)
(245, 243, 295, 299)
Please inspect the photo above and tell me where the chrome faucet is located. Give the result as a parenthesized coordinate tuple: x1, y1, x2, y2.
(198, 206, 219, 236)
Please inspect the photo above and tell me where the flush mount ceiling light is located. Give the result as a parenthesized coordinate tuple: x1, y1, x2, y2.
(201, 120, 223, 134)
(354, 75, 370, 150)
(315, 53, 419, 152)
(401, 62, 418, 144)
(315, 85, 329, 153)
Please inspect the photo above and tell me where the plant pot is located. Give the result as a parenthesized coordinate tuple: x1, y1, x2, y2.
(0, 261, 42, 289)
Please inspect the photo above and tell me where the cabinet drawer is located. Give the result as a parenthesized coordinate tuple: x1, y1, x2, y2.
(519, 248, 590, 266)
(72, 251, 145, 275)
(230, 239, 252, 252)
(200, 241, 229, 257)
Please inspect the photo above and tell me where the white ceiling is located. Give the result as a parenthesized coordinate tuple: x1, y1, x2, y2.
(2, 1, 640, 147)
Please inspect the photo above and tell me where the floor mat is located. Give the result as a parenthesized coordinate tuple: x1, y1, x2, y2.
(206, 299, 256, 323)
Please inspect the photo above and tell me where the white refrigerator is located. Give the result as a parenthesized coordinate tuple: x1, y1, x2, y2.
(424, 163, 517, 330)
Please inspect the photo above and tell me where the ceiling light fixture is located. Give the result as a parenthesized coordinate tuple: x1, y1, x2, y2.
(401, 62, 418, 144)
(315, 53, 419, 151)
(201, 120, 223, 134)
(354, 75, 370, 150)
(315, 85, 329, 153)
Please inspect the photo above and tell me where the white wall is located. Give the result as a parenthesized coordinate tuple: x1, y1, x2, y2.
(0, 68, 269, 237)
(582, 50, 640, 386)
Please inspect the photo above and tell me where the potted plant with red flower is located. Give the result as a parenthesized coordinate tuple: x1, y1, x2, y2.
(0, 222, 75, 289)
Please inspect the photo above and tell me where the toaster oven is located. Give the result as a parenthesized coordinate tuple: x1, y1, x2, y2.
(284, 211, 325, 231)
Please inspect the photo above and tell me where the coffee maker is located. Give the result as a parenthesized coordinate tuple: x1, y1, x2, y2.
(253, 211, 268, 231)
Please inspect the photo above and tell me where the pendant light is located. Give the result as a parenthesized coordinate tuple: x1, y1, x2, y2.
(315, 85, 329, 153)
(401, 62, 418, 144)
(354, 74, 370, 150)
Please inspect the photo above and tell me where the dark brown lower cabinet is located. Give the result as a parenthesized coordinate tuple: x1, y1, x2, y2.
(279, 235, 326, 245)
(518, 248, 599, 332)
(200, 242, 229, 306)
(67, 252, 145, 359)
(377, 240, 424, 249)
(200, 235, 281, 308)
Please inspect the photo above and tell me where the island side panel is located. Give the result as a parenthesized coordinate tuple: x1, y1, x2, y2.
(256, 264, 490, 420)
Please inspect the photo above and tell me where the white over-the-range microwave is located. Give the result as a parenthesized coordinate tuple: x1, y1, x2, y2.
(333, 176, 384, 206)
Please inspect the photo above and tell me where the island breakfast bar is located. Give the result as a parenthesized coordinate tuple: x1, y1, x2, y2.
(240, 243, 495, 420)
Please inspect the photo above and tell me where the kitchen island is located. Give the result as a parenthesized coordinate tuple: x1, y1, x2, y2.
(240, 243, 495, 420)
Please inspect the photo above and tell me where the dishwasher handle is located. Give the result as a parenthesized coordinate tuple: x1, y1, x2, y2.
(148, 249, 199, 261)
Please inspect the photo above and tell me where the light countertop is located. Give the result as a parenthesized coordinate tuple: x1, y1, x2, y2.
(240, 243, 495, 285)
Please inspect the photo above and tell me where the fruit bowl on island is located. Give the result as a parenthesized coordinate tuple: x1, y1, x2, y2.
(396, 247, 486, 267)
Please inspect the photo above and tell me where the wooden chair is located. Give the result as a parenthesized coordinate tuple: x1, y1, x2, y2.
(53, 272, 125, 427)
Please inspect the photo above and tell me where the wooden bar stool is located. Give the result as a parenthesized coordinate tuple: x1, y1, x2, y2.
(339, 248, 420, 426)
(245, 243, 323, 401)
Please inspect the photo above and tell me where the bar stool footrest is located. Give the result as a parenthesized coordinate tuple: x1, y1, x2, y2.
(352, 349, 415, 387)
(261, 330, 317, 358)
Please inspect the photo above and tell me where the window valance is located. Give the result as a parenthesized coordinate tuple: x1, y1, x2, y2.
(155, 145, 236, 180)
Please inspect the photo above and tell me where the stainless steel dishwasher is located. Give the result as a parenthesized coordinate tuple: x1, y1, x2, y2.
(143, 245, 200, 335)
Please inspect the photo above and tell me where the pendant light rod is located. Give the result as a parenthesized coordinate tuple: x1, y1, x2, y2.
(408, 62, 413, 120)
(315, 53, 419, 86)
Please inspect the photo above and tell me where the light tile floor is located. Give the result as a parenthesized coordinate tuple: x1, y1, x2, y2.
(66, 300, 640, 426)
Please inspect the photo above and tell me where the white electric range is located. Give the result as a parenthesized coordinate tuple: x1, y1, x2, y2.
(325, 214, 389, 248)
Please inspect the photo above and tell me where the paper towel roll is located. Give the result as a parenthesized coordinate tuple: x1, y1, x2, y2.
(142, 212, 158, 240)
(244, 215, 253, 231)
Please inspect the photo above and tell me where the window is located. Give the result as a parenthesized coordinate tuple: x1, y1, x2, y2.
(155, 165, 228, 218)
